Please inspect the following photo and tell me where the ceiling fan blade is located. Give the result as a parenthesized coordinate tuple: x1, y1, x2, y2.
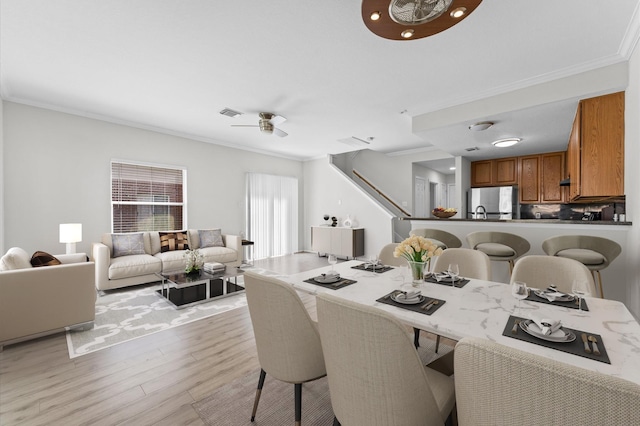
(270, 115, 287, 126)
(273, 127, 288, 137)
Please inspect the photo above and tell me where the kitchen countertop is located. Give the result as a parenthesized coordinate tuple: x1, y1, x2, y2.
(402, 217, 632, 225)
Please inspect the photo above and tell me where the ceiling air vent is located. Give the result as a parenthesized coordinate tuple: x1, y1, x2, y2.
(338, 137, 371, 147)
(219, 108, 243, 118)
(465, 147, 480, 152)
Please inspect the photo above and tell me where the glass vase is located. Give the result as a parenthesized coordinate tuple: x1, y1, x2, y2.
(407, 261, 426, 286)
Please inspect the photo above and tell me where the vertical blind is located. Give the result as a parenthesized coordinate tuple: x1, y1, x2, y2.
(111, 161, 186, 232)
(246, 172, 298, 260)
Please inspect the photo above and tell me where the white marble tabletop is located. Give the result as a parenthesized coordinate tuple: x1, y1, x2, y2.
(275, 260, 640, 386)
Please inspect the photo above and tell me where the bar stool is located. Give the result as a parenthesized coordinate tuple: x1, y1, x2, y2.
(542, 235, 621, 298)
(466, 231, 530, 276)
(409, 228, 462, 249)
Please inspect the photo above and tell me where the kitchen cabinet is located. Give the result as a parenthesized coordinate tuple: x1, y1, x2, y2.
(567, 91, 624, 201)
(471, 157, 517, 187)
(518, 152, 566, 204)
(311, 226, 364, 259)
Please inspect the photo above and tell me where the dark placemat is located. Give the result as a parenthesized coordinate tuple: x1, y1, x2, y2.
(526, 291, 589, 311)
(376, 291, 446, 316)
(502, 315, 610, 364)
(303, 277, 357, 290)
(351, 263, 394, 273)
(424, 275, 470, 288)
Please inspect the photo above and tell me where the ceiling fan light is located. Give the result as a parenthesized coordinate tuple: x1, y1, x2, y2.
(492, 138, 521, 148)
(450, 7, 467, 18)
(370, 11, 381, 20)
(401, 29, 414, 38)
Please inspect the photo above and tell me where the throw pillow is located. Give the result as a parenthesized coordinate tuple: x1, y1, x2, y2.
(198, 229, 224, 248)
(30, 251, 62, 267)
(159, 231, 189, 252)
(112, 233, 146, 258)
(0, 247, 33, 271)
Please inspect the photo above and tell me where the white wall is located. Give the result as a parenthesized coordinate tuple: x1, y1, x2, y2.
(625, 39, 640, 318)
(303, 157, 392, 259)
(2, 102, 304, 256)
(0, 99, 4, 253)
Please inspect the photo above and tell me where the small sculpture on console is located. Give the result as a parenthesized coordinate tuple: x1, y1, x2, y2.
(331, 216, 338, 227)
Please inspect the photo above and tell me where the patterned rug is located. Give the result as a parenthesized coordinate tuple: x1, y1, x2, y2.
(66, 279, 249, 358)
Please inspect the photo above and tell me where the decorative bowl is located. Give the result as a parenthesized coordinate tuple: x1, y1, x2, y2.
(432, 210, 457, 219)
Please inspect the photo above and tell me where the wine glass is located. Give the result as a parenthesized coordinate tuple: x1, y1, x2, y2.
(447, 263, 459, 287)
(511, 281, 528, 316)
(327, 254, 337, 274)
(369, 254, 379, 275)
(572, 279, 591, 313)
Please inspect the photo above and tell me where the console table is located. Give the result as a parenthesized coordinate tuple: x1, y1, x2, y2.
(311, 226, 364, 259)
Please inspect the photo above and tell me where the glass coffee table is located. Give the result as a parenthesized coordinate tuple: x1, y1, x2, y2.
(155, 267, 244, 309)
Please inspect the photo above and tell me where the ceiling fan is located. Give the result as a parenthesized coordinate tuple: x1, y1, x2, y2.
(231, 112, 288, 137)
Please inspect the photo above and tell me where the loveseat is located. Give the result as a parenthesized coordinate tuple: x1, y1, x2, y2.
(0, 248, 96, 350)
(92, 229, 242, 291)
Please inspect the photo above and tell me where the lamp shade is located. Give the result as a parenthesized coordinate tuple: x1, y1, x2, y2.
(59, 223, 82, 243)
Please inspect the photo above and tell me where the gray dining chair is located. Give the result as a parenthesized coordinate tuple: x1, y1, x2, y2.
(377, 243, 406, 267)
(454, 337, 640, 425)
(317, 292, 456, 426)
(542, 235, 621, 298)
(243, 271, 327, 425)
(409, 229, 462, 250)
(510, 255, 596, 296)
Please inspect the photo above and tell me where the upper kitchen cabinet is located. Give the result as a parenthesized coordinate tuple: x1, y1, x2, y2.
(567, 91, 624, 201)
(471, 157, 518, 187)
(518, 152, 565, 204)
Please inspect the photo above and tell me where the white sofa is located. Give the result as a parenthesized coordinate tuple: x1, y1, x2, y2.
(92, 229, 242, 291)
(0, 249, 96, 350)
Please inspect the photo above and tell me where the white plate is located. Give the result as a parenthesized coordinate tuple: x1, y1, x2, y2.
(314, 275, 340, 284)
(534, 289, 574, 302)
(520, 320, 576, 343)
(391, 294, 425, 305)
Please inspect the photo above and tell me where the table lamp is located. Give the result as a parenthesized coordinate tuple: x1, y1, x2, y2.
(59, 223, 82, 254)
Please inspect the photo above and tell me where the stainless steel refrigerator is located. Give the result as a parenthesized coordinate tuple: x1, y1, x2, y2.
(467, 186, 519, 219)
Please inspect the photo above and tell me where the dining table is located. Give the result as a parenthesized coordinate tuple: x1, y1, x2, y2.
(275, 259, 640, 386)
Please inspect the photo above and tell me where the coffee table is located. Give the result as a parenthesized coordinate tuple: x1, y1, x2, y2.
(155, 267, 244, 309)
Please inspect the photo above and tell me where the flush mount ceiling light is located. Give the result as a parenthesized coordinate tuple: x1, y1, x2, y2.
(362, 0, 482, 41)
(492, 138, 521, 148)
(468, 121, 493, 131)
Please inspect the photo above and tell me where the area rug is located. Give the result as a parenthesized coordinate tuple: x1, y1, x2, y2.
(193, 338, 453, 425)
(66, 281, 248, 358)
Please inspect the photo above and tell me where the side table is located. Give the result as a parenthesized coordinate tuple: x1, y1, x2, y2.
(241, 239, 254, 267)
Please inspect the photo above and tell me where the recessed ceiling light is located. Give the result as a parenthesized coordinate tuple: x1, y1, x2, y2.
(450, 7, 467, 18)
(468, 121, 494, 131)
(401, 29, 414, 38)
(492, 138, 521, 148)
(370, 11, 381, 20)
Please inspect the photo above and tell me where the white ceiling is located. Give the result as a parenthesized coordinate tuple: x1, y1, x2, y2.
(1, 1, 639, 169)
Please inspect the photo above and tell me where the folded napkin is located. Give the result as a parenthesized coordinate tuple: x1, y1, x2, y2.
(530, 312, 562, 335)
(541, 291, 566, 302)
(319, 273, 340, 280)
(398, 290, 421, 300)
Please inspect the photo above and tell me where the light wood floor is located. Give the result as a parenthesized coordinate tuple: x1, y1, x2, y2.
(0, 253, 453, 425)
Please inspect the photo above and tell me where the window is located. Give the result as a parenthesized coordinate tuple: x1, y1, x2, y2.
(111, 161, 187, 233)
(246, 173, 298, 260)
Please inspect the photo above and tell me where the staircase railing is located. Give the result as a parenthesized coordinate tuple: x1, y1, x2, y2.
(352, 169, 412, 217)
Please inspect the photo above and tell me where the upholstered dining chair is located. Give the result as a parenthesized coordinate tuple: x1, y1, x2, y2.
(432, 248, 492, 281)
(409, 228, 462, 250)
(466, 231, 530, 277)
(316, 292, 456, 426)
(377, 243, 406, 267)
(510, 255, 596, 296)
(454, 337, 640, 426)
(243, 271, 326, 426)
(542, 235, 622, 298)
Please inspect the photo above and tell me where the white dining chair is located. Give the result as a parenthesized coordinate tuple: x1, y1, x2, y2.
(377, 243, 406, 267)
(432, 248, 492, 281)
(510, 255, 596, 296)
(454, 337, 640, 425)
(243, 271, 327, 425)
(316, 292, 456, 426)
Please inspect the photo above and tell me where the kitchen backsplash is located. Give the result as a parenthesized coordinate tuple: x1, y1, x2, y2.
(520, 202, 626, 221)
